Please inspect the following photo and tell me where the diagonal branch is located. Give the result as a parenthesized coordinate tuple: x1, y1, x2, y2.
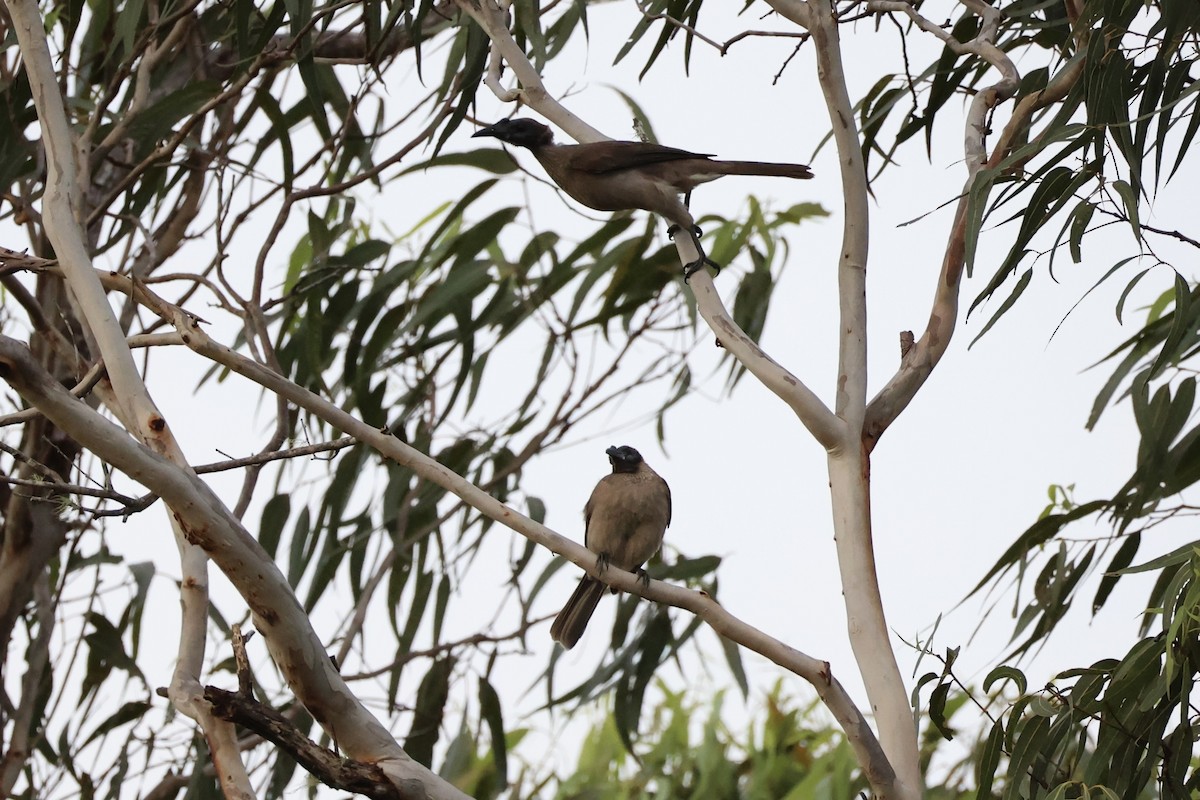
(862, 0, 1079, 448)
(158, 303, 895, 796)
(203, 687, 405, 800)
(5, 0, 246, 789)
(0, 321, 895, 797)
(456, 0, 842, 447)
(0, 335, 471, 800)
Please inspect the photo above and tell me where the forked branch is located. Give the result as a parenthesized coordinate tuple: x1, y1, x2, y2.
(0, 336, 472, 800)
(863, 0, 1079, 448)
(2, 0, 245, 789)
(455, 0, 842, 447)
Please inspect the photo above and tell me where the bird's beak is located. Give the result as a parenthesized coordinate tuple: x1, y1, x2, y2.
(605, 446, 620, 459)
(472, 124, 498, 139)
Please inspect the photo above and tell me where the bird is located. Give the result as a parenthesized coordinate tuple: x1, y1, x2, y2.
(549, 444, 672, 649)
(471, 118, 813, 279)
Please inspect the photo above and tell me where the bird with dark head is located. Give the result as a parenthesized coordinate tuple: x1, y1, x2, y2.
(549, 444, 672, 649)
(472, 118, 813, 280)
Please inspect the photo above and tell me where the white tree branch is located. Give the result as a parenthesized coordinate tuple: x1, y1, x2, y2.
(459, 0, 842, 447)
(758, 2, 923, 795)
(0, 336, 472, 800)
(2, 0, 244, 789)
(133, 301, 897, 796)
(684, 271, 841, 446)
(458, 0, 605, 142)
(864, 0, 1029, 446)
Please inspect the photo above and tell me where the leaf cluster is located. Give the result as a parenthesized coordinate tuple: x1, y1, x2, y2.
(0, 1, 833, 797)
(923, 646, 1198, 799)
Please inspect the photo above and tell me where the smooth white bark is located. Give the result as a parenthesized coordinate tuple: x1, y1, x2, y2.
(808, 1, 923, 794)
(5, 0, 245, 790)
(458, 0, 843, 448)
(51, 292, 893, 795)
(0, 336, 472, 800)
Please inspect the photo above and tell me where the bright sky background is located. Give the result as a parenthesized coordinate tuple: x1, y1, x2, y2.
(458, 0, 1188, 719)
(10, 0, 1194, 788)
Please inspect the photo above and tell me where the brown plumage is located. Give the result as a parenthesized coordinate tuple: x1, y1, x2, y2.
(549, 445, 672, 649)
(472, 118, 813, 278)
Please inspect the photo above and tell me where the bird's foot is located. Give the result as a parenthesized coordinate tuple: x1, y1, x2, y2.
(635, 567, 651, 588)
(683, 256, 723, 282)
(667, 223, 703, 240)
(667, 223, 720, 281)
(595, 552, 612, 576)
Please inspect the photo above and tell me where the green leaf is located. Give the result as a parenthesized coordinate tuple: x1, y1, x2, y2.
(399, 149, 519, 176)
(404, 657, 454, 767)
(335, 239, 391, 269)
(478, 677, 508, 787)
(1147, 271, 1191, 379)
(971, 500, 1109, 595)
(433, 23, 488, 154)
(928, 681, 955, 740)
(614, 609, 672, 751)
(513, 0, 547, 67)
(657, 554, 721, 582)
(123, 82, 221, 145)
(1067, 200, 1094, 263)
(1110, 179, 1142, 243)
(525, 496, 546, 524)
(1006, 715, 1051, 799)
(400, 568, 434, 654)
(1092, 533, 1141, 613)
(432, 575, 450, 645)
(82, 701, 151, 747)
(114, 0, 146, 59)
(1114, 265, 1151, 324)
(285, 507, 312, 587)
(983, 665, 1027, 695)
(1118, 542, 1198, 576)
(259, 494, 291, 559)
(969, 267, 1033, 347)
(719, 637, 749, 700)
(974, 719, 1005, 800)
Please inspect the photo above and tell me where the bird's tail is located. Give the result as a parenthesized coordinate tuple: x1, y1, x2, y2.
(713, 160, 814, 180)
(550, 577, 607, 649)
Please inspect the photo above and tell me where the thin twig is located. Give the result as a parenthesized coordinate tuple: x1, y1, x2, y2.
(0, 475, 139, 505)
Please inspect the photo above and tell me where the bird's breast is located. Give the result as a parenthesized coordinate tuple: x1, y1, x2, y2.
(585, 474, 670, 570)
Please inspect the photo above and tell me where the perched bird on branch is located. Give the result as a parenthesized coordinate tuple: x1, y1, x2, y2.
(549, 445, 672, 649)
(472, 118, 813, 279)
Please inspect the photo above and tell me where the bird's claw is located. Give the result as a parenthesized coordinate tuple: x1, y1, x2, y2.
(595, 552, 612, 575)
(635, 567, 651, 588)
(667, 223, 719, 281)
(683, 257, 722, 282)
(667, 224, 703, 240)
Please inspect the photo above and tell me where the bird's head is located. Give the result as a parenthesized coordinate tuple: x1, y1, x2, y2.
(606, 445, 644, 474)
(471, 118, 555, 149)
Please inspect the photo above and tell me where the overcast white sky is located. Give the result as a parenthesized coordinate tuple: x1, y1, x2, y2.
(455, 1, 1189, 717)
(11, 0, 1194, 787)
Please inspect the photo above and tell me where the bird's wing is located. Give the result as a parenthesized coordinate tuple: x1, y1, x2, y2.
(582, 483, 598, 550)
(569, 141, 716, 174)
(583, 474, 627, 553)
(664, 478, 672, 527)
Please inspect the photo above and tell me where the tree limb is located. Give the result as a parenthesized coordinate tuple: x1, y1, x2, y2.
(203, 687, 407, 800)
(459, 0, 842, 448)
(6, 0, 250, 790)
(151, 305, 895, 796)
(863, 0, 1042, 448)
(759, 2, 922, 795)
(0, 335, 472, 800)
